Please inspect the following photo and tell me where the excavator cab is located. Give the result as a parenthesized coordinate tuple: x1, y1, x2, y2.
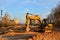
(42, 19, 53, 32)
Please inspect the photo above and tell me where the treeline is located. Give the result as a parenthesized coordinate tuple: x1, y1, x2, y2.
(47, 3, 60, 28)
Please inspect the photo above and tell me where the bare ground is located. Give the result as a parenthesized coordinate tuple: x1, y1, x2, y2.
(0, 31, 60, 40)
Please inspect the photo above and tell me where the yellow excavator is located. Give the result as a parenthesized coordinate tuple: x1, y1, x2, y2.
(26, 13, 53, 32)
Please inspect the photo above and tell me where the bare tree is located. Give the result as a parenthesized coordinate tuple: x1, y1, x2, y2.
(47, 3, 60, 28)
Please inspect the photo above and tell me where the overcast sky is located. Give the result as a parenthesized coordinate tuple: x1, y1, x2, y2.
(0, 0, 60, 23)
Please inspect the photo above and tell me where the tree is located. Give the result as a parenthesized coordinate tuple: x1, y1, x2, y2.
(2, 12, 10, 27)
(47, 3, 60, 28)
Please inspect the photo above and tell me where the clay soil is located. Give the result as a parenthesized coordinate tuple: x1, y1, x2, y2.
(0, 31, 60, 40)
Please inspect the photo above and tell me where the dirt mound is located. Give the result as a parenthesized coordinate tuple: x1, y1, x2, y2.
(28, 31, 60, 40)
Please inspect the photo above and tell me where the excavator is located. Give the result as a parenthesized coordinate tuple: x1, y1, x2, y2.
(26, 13, 53, 32)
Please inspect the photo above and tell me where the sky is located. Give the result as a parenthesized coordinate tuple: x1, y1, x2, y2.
(0, 0, 60, 23)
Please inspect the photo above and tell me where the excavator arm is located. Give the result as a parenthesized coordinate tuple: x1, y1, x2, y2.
(26, 13, 42, 32)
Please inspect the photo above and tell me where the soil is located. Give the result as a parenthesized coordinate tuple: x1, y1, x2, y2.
(0, 31, 60, 40)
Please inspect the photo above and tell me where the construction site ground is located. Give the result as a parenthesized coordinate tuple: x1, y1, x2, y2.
(0, 31, 60, 40)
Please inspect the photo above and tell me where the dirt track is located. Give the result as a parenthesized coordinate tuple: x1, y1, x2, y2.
(0, 31, 60, 40)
